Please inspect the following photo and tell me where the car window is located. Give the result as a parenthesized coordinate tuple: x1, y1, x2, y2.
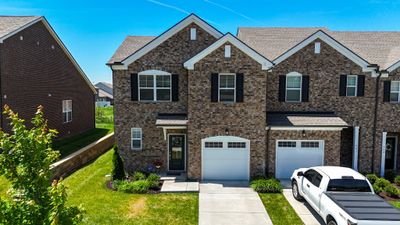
(327, 179, 372, 192)
(304, 170, 315, 182)
(304, 170, 323, 187)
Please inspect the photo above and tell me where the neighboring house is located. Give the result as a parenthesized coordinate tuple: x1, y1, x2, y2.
(0, 16, 96, 138)
(94, 82, 113, 107)
(108, 14, 400, 180)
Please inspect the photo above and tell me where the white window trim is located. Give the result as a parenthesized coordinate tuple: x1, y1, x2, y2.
(285, 72, 302, 103)
(390, 81, 400, 102)
(218, 73, 236, 103)
(131, 128, 142, 150)
(62, 100, 72, 123)
(346, 75, 358, 97)
(138, 71, 172, 102)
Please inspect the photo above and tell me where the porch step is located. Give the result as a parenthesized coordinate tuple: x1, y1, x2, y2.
(160, 172, 187, 181)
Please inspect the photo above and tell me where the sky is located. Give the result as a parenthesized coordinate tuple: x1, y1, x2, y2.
(1, 0, 400, 84)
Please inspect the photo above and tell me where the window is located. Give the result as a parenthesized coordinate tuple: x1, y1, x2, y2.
(346, 75, 357, 97)
(327, 179, 371, 192)
(301, 141, 320, 148)
(278, 141, 296, 148)
(219, 74, 235, 102)
(139, 73, 171, 101)
(62, 100, 72, 123)
(286, 73, 302, 102)
(190, 28, 196, 40)
(131, 128, 142, 150)
(205, 142, 223, 148)
(304, 169, 323, 187)
(224, 45, 231, 58)
(228, 142, 246, 148)
(390, 81, 400, 102)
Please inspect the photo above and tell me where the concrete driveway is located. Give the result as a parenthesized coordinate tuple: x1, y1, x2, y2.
(199, 181, 273, 225)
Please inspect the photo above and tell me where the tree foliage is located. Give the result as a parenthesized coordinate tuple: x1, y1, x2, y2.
(0, 105, 84, 225)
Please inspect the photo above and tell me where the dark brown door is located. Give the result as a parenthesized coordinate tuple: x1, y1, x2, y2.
(169, 135, 185, 171)
(385, 137, 396, 170)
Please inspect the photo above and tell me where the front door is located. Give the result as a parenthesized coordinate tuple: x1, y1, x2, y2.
(385, 137, 397, 170)
(168, 135, 185, 171)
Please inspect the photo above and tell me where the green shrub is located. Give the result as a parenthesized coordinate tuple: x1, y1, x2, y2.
(373, 178, 391, 194)
(250, 178, 282, 193)
(133, 172, 146, 181)
(112, 146, 125, 180)
(114, 180, 151, 193)
(384, 184, 400, 197)
(147, 173, 161, 189)
(395, 176, 400, 186)
(384, 171, 396, 183)
(366, 174, 379, 185)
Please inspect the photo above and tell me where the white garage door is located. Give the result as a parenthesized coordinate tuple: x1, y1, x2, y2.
(276, 140, 324, 179)
(202, 136, 250, 181)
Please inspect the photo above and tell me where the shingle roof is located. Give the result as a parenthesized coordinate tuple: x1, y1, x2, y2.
(238, 27, 400, 69)
(108, 36, 155, 64)
(156, 113, 188, 126)
(0, 16, 40, 39)
(267, 112, 348, 127)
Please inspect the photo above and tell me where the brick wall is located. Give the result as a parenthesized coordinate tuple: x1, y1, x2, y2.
(0, 21, 95, 138)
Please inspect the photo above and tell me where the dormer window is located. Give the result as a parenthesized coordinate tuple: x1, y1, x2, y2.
(190, 28, 197, 40)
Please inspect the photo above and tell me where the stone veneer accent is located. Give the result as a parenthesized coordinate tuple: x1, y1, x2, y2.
(187, 42, 267, 179)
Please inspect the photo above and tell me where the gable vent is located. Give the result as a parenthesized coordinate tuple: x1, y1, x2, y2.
(225, 45, 231, 58)
(314, 42, 321, 54)
(190, 28, 197, 40)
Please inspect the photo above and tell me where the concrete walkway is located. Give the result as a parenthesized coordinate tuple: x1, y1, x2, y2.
(199, 181, 273, 225)
(160, 180, 199, 193)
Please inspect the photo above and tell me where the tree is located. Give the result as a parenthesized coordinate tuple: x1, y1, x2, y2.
(112, 145, 125, 180)
(0, 105, 84, 225)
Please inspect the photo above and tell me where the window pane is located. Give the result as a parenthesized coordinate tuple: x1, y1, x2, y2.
(156, 75, 171, 88)
(139, 75, 153, 87)
(347, 76, 357, 86)
(391, 81, 400, 92)
(140, 89, 153, 101)
(67, 112, 72, 122)
(286, 90, 301, 102)
(390, 93, 399, 102)
(220, 89, 235, 102)
(63, 113, 67, 123)
(346, 87, 356, 96)
(132, 140, 141, 149)
(287, 76, 301, 88)
(220, 75, 235, 88)
(156, 89, 170, 101)
(132, 129, 141, 139)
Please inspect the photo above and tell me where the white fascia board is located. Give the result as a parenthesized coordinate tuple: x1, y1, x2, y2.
(387, 60, 400, 73)
(266, 126, 345, 131)
(273, 30, 371, 73)
(117, 14, 223, 70)
(184, 33, 273, 70)
(0, 17, 96, 93)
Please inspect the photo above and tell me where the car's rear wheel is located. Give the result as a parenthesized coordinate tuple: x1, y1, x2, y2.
(292, 180, 303, 201)
(327, 220, 337, 225)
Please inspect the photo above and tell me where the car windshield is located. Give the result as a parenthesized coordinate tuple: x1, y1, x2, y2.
(327, 179, 371, 192)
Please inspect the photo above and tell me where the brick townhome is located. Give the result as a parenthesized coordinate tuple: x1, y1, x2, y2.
(108, 14, 400, 180)
(0, 16, 96, 138)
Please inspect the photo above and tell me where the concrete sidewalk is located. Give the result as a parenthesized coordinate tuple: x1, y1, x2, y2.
(199, 181, 273, 225)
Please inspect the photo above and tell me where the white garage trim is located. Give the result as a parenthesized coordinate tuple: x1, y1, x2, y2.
(201, 136, 250, 181)
(275, 140, 325, 179)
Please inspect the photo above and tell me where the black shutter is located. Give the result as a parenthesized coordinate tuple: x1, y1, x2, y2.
(339, 75, 347, 96)
(131, 73, 138, 101)
(236, 73, 244, 102)
(302, 75, 310, 102)
(171, 74, 179, 101)
(357, 75, 365, 97)
(383, 80, 391, 102)
(211, 73, 219, 102)
(278, 75, 286, 102)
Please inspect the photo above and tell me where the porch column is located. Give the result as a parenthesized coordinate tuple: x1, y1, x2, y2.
(352, 126, 360, 170)
(380, 131, 387, 177)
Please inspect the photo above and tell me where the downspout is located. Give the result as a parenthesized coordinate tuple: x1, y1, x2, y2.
(371, 66, 383, 174)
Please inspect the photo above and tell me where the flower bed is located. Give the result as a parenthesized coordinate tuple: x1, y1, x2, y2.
(366, 174, 400, 202)
(109, 172, 163, 194)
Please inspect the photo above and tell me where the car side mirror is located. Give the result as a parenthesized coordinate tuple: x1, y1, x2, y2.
(297, 171, 304, 177)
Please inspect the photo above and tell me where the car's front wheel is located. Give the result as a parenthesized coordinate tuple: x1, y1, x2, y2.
(292, 180, 303, 201)
(327, 219, 337, 225)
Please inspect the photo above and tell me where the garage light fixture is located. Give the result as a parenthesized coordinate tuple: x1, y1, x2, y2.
(302, 130, 306, 137)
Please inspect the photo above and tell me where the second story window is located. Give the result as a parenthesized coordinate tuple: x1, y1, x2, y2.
(62, 100, 72, 123)
(219, 74, 236, 102)
(286, 73, 302, 102)
(390, 81, 400, 102)
(139, 72, 171, 101)
(346, 75, 357, 96)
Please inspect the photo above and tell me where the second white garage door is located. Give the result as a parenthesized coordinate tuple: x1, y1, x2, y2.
(276, 140, 324, 179)
(202, 136, 250, 181)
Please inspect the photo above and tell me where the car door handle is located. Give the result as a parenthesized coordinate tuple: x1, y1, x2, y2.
(306, 184, 310, 188)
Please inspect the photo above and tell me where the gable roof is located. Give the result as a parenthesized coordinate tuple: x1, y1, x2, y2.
(108, 36, 155, 64)
(184, 33, 273, 70)
(94, 82, 113, 96)
(0, 16, 96, 93)
(110, 14, 223, 69)
(238, 27, 400, 72)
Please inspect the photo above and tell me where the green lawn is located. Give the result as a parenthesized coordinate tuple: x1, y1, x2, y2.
(63, 149, 198, 225)
(390, 200, 400, 208)
(95, 106, 114, 131)
(259, 193, 304, 225)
